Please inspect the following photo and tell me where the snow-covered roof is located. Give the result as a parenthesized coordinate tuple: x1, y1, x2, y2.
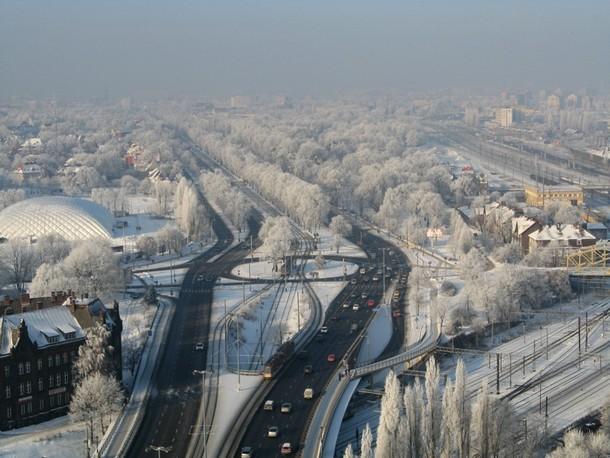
(512, 216, 538, 236)
(0, 306, 85, 356)
(529, 224, 596, 242)
(0, 196, 113, 241)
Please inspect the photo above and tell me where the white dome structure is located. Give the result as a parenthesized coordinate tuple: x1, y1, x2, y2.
(0, 196, 113, 242)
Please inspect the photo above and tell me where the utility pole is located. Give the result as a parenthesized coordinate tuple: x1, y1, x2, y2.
(249, 235, 253, 291)
(496, 353, 500, 394)
(146, 445, 172, 458)
(578, 317, 582, 355)
(236, 312, 241, 391)
(509, 353, 512, 387)
(297, 289, 301, 332)
(585, 312, 589, 351)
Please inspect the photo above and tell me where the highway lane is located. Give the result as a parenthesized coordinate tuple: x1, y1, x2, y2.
(236, 228, 409, 457)
(127, 213, 261, 458)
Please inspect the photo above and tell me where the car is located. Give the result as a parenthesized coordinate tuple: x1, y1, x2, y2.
(367, 299, 375, 308)
(392, 310, 402, 318)
(372, 275, 379, 282)
(359, 267, 367, 275)
(320, 326, 328, 334)
(363, 276, 370, 282)
(303, 387, 314, 399)
(376, 269, 383, 275)
(350, 322, 359, 333)
(194, 342, 205, 351)
(352, 303, 360, 311)
(280, 402, 292, 413)
(304, 365, 313, 374)
(241, 446, 254, 458)
(268, 426, 279, 438)
(342, 302, 350, 309)
(280, 443, 293, 455)
(350, 292, 357, 298)
(350, 279, 357, 285)
(315, 334, 324, 342)
(361, 292, 368, 299)
(196, 274, 205, 281)
(327, 353, 336, 362)
(264, 400, 274, 411)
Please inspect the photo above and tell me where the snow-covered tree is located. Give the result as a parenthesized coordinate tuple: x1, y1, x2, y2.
(35, 233, 71, 266)
(361, 423, 373, 458)
(0, 238, 35, 291)
(423, 356, 441, 458)
(547, 429, 610, 458)
(73, 323, 114, 382)
(329, 215, 352, 253)
(343, 443, 354, 458)
(376, 370, 402, 457)
(136, 235, 158, 258)
(70, 371, 122, 453)
(156, 226, 186, 254)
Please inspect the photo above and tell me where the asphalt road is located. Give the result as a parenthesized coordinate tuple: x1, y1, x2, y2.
(237, 228, 408, 457)
(127, 213, 261, 458)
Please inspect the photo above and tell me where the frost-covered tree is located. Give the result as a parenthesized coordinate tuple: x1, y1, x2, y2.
(423, 356, 441, 458)
(361, 423, 373, 458)
(548, 429, 610, 458)
(0, 238, 35, 292)
(73, 323, 114, 381)
(154, 180, 174, 215)
(376, 370, 402, 457)
(136, 235, 158, 258)
(343, 443, 354, 458)
(329, 215, 352, 253)
(70, 371, 122, 453)
(35, 233, 71, 266)
(260, 216, 294, 270)
(61, 240, 123, 296)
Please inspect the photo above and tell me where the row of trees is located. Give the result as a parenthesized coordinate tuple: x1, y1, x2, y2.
(174, 178, 210, 241)
(199, 171, 252, 231)
(349, 358, 542, 458)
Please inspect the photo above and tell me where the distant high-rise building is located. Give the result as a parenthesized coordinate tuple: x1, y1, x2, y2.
(496, 107, 513, 128)
(464, 106, 480, 127)
(547, 94, 561, 110)
(230, 96, 254, 109)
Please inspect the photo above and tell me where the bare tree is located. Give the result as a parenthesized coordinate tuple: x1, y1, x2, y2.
(329, 215, 352, 253)
(0, 238, 35, 291)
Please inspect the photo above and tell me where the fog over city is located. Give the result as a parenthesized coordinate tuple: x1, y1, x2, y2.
(1, 1, 610, 458)
(2, 0, 610, 99)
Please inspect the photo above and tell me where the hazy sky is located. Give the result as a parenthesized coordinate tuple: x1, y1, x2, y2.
(1, 0, 609, 99)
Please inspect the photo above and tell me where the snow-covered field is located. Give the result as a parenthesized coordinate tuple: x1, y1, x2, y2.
(302, 259, 358, 279)
(316, 226, 367, 259)
(0, 417, 86, 458)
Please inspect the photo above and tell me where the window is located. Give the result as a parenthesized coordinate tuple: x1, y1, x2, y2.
(37, 359, 43, 371)
(49, 376, 54, 389)
(49, 395, 55, 408)
(27, 401, 32, 414)
(48, 356, 53, 368)
(63, 372, 69, 385)
(63, 352, 68, 364)
(19, 383, 24, 396)
(57, 393, 63, 406)
(5, 386, 11, 399)
(20, 403, 25, 416)
(6, 406, 11, 419)
(18, 363, 24, 376)
(25, 362, 31, 374)
(25, 381, 31, 394)
(55, 355, 60, 366)
(38, 378, 43, 392)
(56, 374, 61, 386)
(4, 366, 9, 378)
(39, 399, 44, 411)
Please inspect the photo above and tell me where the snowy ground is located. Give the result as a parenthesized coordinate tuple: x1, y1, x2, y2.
(125, 239, 217, 270)
(230, 260, 278, 281)
(309, 281, 349, 314)
(0, 416, 86, 458)
(302, 259, 358, 280)
(316, 226, 367, 259)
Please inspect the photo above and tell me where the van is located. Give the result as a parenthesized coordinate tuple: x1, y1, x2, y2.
(350, 322, 359, 334)
(264, 400, 274, 411)
(304, 388, 314, 400)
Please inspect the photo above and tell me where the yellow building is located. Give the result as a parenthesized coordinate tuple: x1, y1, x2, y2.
(525, 185, 584, 207)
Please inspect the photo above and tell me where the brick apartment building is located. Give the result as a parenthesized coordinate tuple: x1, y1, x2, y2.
(0, 292, 122, 431)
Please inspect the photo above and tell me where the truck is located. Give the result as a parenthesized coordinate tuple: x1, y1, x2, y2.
(263, 340, 295, 380)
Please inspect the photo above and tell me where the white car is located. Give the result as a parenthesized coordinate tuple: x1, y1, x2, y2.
(320, 326, 328, 334)
(194, 342, 205, 351)
(268, 426, 279, 438)
(342, 303, 350, 309)
(352, 304, 360, 311)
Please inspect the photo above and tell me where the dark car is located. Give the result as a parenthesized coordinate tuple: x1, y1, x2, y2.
(304, 365, 313, 374)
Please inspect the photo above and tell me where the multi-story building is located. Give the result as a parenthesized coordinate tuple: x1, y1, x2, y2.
(495, 107, 513, 128)
(524, 185, 584, 207)
(528, 224, 596, 253)
(0, 292, 122, 431)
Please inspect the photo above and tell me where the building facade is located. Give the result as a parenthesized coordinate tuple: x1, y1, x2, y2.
(0, 293, 122, 431)
(524, 185, 584, 207)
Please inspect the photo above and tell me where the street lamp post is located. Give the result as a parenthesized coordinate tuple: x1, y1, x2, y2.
(193, 370, 211, 458)
(146, 445, 172, 458)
